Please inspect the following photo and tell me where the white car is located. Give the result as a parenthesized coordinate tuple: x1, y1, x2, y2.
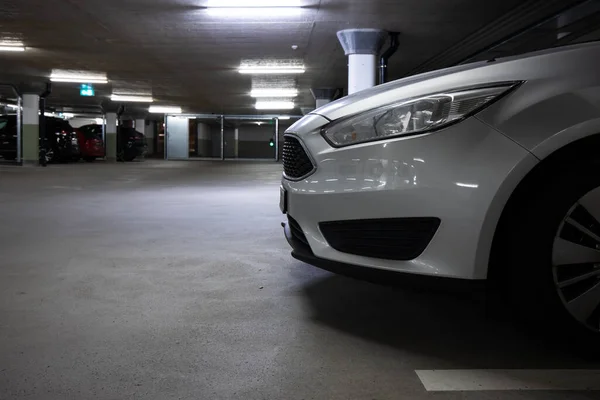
(281, 42, 600, 346)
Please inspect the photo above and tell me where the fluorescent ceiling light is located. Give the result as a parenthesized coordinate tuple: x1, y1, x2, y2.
(239, 66, 305, 74)
(278, 116, 290, 120)
(255, 101, 294, 110)
(149, 106, 182, 114)
(50, 77, 108, 83)
(111, 94, 154, 103)
(205, 0, 302, 16)
(0, 42, 25, 52)
(52, 78, 108, 83)
(250, 88, 298, 97)
(4, 104, 20, 109)
(50, 72, 108, 84)
(206, 0, 301, 7)
(206, 7, 300, 16)
(95, 118, 104, 125)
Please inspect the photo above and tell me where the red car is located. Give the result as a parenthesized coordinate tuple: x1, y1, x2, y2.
(76, 125, 105, 162)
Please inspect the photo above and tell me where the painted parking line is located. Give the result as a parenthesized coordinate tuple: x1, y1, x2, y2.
(415, 369, 600, 391)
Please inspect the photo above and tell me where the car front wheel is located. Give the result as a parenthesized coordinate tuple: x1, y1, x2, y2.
(552, 185, 600, 334)
(503, 160, 600, 353)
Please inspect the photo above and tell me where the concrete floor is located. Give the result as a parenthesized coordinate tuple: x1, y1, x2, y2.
(0, 160, 599, 400)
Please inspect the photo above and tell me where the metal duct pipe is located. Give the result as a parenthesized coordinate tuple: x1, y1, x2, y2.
(379, 32, 400, 85)
(337, 29, 387, 94)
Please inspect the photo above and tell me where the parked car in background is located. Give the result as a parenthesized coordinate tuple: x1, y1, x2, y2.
(119, 127, 147, 161)
(78, 124, 146, 161)
(0, 116, 79, 163)
(43, 117, 80, 163)
(76, 124, 105, 162)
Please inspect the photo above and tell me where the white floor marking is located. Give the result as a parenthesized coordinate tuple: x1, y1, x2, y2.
(415, 369, 600, 391)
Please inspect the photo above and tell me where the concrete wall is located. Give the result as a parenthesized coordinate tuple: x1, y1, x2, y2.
(223, 126, 236, 158)
(209, 123, 222, 158)
(236, 124, 276, 159)
(196, 122, 214, 157)
(160, 118, 294, 160)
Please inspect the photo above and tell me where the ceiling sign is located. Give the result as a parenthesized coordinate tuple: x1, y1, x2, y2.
(80, 84, 95, 97)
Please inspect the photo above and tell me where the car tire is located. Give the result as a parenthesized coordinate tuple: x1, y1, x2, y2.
(502, 160, 600, 354)
(84, 156, 95, 162)
(45, 148, 56, 164)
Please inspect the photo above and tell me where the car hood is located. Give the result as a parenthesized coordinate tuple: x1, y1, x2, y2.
(309, 42, 600, 122)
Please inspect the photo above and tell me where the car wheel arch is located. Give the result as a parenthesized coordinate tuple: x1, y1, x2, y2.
(485, 132, 600, 285)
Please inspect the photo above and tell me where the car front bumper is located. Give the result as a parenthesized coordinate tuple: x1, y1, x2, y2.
(282, 115, 537, 280)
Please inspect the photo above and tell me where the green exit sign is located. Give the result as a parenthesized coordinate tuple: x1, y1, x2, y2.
(80, 84, 95, 97)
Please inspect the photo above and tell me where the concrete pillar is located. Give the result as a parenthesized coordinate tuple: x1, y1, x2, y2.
(135, 119, 145, 135)
(234, 128, 239, 158)
(22, 94, 40, 165)
(311, 88, 341, 109)
(337, 29, 386, 94)
(105, 113, 117, 161)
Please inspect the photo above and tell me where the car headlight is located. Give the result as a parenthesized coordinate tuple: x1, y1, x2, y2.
(321, 83, 519, 147)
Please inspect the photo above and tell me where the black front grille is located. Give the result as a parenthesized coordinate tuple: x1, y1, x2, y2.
(319, 218, 441, 261)
(288, 216, 310, 248)
(283, 136, 314, 180)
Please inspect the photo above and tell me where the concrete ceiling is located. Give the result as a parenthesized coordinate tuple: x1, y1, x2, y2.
(0, 0, 589, 116)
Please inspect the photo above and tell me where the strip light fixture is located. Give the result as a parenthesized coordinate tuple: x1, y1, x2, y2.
(206, 0, 301, 7)
(149, 106, 182, 114)
(250, 88, 298, 97)
(239, 65, 305, 74)
(50, 72, 108, 84)
(111, 94, 154, 103)
(255, 101, 295, 110)
(205, 0, 303, 16)
(0, 42, 26, 52)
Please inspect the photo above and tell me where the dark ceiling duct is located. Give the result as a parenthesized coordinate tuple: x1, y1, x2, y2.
(408, 0, 589, 75)
(379, 32, 400, 85)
